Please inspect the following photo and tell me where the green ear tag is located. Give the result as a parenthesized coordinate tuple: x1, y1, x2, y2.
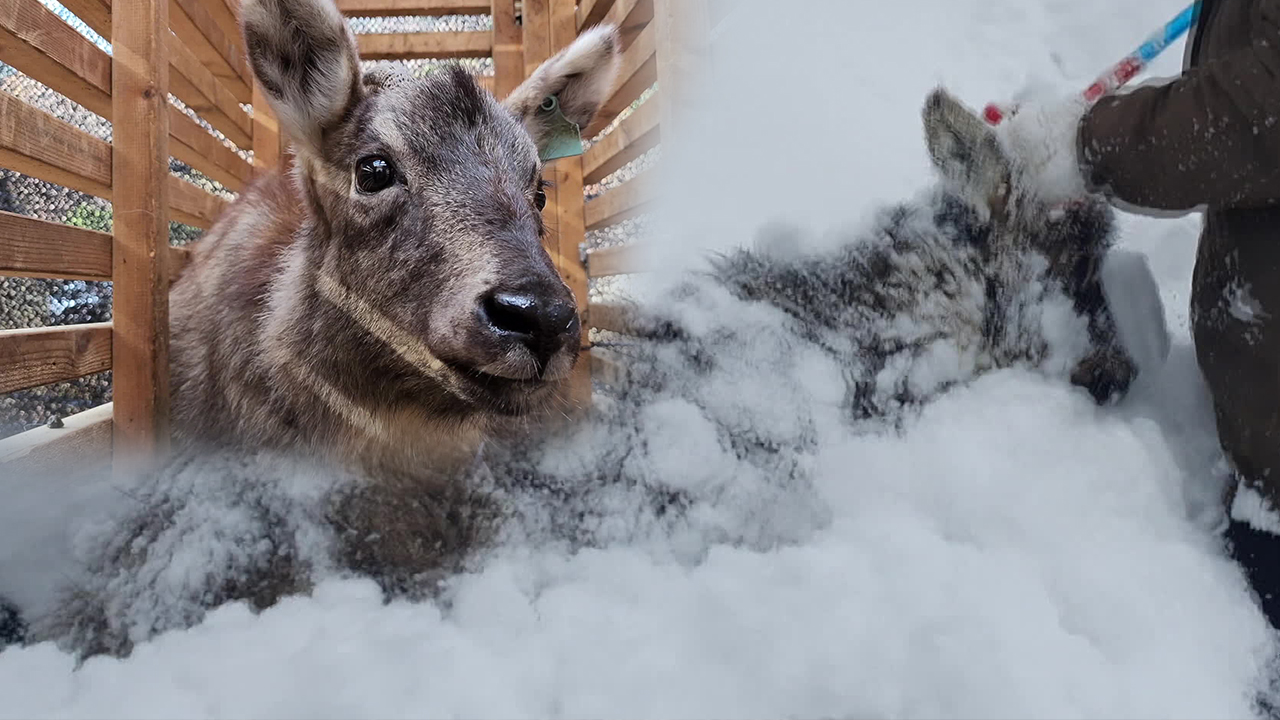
(537, 95, 584, 162)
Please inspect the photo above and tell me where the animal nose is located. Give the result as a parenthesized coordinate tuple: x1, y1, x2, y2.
(481, 290, 579, 370)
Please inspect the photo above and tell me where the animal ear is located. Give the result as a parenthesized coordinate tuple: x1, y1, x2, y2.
(922, 87, 1012, 217)
(242, 0, 362, 157)
(503, 24, 622, 156)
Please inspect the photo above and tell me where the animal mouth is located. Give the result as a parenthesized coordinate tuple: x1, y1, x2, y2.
(445, 361, 557, 414)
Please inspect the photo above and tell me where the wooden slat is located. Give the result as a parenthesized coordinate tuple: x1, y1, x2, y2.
(337, 0, 489, 15)
(56, 0, 110, 38)
(86, 0, 252, 103)
(0, 210, 196, 281)
(0, 91, 112, 197)
(491, 0, 522, 99)
(583, 94, 658, 184)
(167, 176, 227, 229)
(0, 402, 113, 473)
(166, 33, 254, 149)
(577, 0, 615, 30)
(201, 0, 242, 58)
(168, 108, 252, 192)
(2, 0, 253, 154)
(168, 0, 252, 103)
(112, 0, 172, 466)
(589, 301, 641, 335)
(585, 243, 646, 277)
(355, 31, 493, 60)
(601, 0, 652, 50)
(0, 211, 112, 281)
(0, 93, 228, 228)
(585, 18, 656, 137)
(585, 177, 653, 231)
(0, 323, 112, 395)
(0, 0, 112, 116)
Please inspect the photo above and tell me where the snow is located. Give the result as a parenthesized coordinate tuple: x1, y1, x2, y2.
(993, 91, 1091, 205)
(1227, 281, 1270, 327)
(1234, 484, 1280, 536)
(3, 0, 1279, 717)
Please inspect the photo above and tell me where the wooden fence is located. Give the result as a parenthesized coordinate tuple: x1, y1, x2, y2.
(0, 0, 707, 475)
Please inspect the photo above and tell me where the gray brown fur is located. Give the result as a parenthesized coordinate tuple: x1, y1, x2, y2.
(480, 91, 1146, 565)
(35, 449, 499, 659)
(15, 55, 1138, 663)
(20, 0, 622, 660)
(171, 0, 621, 484)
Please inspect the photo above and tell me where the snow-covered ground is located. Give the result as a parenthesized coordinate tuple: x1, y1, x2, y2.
(3, 0, 1278, 717)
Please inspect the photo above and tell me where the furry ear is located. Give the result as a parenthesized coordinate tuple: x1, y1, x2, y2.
(242, 0, 362, 157)
(503, 25, 622, 154)
(922, 87, 1012, 218)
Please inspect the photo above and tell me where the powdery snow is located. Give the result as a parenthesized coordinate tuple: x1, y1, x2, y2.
(2, 0, 1279, 717)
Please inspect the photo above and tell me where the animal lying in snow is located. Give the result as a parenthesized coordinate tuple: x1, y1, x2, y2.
(13, 0, 622, 659)
(484, 88, 1169, 553)
(641, 90, 1152, 411)
(13, 88, 1168, 658)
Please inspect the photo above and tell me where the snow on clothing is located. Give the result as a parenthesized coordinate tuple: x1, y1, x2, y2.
(1079, 0, 1280, 625)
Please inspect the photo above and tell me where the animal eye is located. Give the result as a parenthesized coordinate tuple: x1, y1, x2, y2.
(534, 188, 547, 210)
(355, 155, 396, 193)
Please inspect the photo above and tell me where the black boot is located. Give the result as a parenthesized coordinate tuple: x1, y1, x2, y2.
(1225, 519, 1280, 718)
(1226, 519, 1280, 630)
(0, 597, 25, 649)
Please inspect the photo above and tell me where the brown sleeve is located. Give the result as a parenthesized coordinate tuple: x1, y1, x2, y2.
(1077, 0, 1280, 211)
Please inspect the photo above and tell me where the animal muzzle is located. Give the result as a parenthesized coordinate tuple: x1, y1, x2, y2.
(474, 284, 581, 381)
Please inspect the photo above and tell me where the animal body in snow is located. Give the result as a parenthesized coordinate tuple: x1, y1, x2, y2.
(17, 90, 1165, 660)
(15, 0, 622, 659)
(485, 88, 1160, 553)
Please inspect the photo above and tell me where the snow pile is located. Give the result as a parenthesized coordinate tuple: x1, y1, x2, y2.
(484, 182, 1130, 562)
(2, 0, 1278, 717)
(2, 371, 1274, 718)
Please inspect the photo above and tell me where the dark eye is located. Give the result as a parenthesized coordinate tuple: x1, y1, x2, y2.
(534, 188, 547, 210)
(355, 155, 396, 193)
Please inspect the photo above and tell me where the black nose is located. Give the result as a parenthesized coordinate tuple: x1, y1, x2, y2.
(481, 291, 579, 371)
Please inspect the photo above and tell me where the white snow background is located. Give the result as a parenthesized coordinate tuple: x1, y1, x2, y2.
(2, 0, 1278, 717)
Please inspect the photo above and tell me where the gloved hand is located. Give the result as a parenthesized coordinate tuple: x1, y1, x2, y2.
(986, 91, 1091, 207)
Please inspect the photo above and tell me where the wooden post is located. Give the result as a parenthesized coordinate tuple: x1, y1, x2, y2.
(548, 0, 591, 408)
(491, 0, 522, 100)
(111, 0, 171, 473)
(522, 0, 557, 251)
(521, 0, 552, 77)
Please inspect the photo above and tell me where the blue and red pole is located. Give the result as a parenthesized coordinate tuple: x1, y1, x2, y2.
(983, 3, 1197, 125)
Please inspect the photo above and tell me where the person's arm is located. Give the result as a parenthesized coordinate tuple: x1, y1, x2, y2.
(1078, 0, 1280, 211)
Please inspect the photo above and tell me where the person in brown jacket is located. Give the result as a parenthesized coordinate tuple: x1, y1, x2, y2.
(975, 0, 1280, 629)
